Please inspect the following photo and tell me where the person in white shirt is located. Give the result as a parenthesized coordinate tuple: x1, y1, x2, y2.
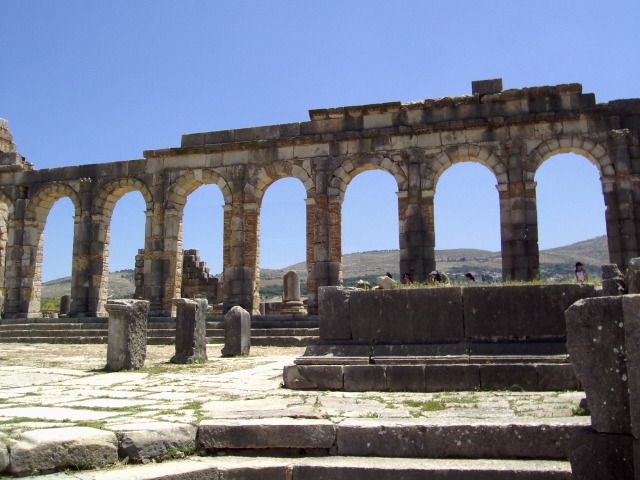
(575, 262, 588, 282)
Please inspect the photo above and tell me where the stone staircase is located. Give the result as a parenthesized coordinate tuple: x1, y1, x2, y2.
(0, 315, 319, 346)
(31, 418, 578, 479)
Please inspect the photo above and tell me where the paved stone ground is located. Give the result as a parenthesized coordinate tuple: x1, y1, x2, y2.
(0, 343, 588, 437)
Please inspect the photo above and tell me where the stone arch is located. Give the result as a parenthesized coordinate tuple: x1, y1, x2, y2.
(26, 182, 81, 223)
(94, 177, 154, 216)
(244, 161, 314, 205)
(527, 136, 614, 180)
(329, 155, 409, 200)
(427, 145, 507, 192)
(22, 182, 81, 316)
(167, 169, 232, 209)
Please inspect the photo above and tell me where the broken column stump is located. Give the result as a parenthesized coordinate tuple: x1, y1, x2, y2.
(221, 306, 250, 356)
(280, 270, 306, 314)
(171, 298, 208, 364)
(105, 299, 149, 371)
(59, 295, 70, 316)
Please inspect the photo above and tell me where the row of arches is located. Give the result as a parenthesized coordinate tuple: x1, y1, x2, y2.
(32, 150, 606, 314)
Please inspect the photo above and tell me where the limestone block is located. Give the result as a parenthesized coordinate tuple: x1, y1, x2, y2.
(221, 306, 250, 356)
(569, 427, 634, 480)
(626, 258, 640, 294)
(197, 418, 336, 450)
(622, 295, 640, 438)
(8, 427, 118, 475)
(602, 263, 626, 296)
(318, 287, 353, 341)
(105, 299, 149, 371)
(463, 284, 595, 340)
(171, 298, 208, 364)
(282, 365, 344, 390)
(337, 419, 575, 459)
(114, 422, 197, 463)
(0, 433, 7, 472)
(566, 297, 630, 433)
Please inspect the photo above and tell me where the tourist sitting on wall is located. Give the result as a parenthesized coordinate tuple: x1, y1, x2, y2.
(575, 262, 588, 283)
(355, 279, 371, 290)
(465, 272, 476, 282)
(429, 270, 448, 284)
(402, 272, 413, 285)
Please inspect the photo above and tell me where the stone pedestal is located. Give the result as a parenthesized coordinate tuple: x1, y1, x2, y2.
(59, 295, 70, 316)
(171, 298, 208, 364)
(221, 306, 250, 357)
(280, 271, 305, 314)
(105, 300, 149, 371)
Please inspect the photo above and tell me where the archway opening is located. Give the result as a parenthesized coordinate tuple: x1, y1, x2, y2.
(107, 191, 146, 299)
(181, 184, 225, 306)
(535, 152, 607, 281)
(342, 169, 399, 286)
(259, 178, 307, 305)
(40, 197, 75, 314)
(434, 162, 501, 282)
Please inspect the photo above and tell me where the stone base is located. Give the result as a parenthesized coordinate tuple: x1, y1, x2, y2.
(284, 362, 579, 392)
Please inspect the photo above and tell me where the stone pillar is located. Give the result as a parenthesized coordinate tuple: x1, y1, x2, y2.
(399, 191, 435, 282)
(307, 168, 341, 314)
(500, 181, 540, 281)
(221, 305, 250, 356)
(222, 199, 255, 313)
(171, 298, 207, 364)
(105, 299, 149, 371)
(3, 194, 26, 318)
(602, 264, 626, 296)
(281, 270, 305, 314)
(626, 258, 640, 294)
(59, 295, 70, 316)
(68, 181, 92, 317)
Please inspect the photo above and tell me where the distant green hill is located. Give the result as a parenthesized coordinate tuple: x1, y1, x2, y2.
(42, 235, 609, 302)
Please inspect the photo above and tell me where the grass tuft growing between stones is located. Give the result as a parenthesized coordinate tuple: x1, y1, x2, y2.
(403, 399, 447, 415)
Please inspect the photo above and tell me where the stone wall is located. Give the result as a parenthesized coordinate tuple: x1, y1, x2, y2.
(319, 284, 596, 345)
(0, 80, 639, 318)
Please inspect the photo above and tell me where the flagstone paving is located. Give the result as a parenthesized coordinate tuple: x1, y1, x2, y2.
(0, 343, 589, 439)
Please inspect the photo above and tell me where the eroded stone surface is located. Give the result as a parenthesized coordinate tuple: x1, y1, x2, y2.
(222, 306, 251, 356)
(105, 299, 149, 371)
(8, 426, 118, 475)
(113, 422, 197, 463)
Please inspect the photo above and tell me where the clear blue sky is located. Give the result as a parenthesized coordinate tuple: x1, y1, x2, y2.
(1, 0, 636, 280)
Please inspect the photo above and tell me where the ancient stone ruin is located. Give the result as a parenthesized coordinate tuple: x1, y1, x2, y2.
(0, 79, 638, 320)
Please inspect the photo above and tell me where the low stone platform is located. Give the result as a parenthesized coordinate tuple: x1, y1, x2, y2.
(0, 343, 586, 477)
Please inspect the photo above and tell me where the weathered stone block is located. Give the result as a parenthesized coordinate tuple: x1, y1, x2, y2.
(171, 298, 208, 364)
(479, 364, 538, 390)
(566, 296, 630, 433)
(115, 422, 197, 463)
(282, 365, 344, 390)
(385, 365, 426, 392)
(59, 294, 70, 315)
(626, 257, 640, 294)
(8, 427, 118, 475)
(602, 263, 626, 296)
(464, 284, 595, 340)
(197, 418, 336, 450)
(221, 306, 250, 357)
(343, 365, 387, 392)
(105, 299, 149, 371)
(622, 294, 640, 438)
(569, 427, 634, 480)
(348, 287, 463, 343)
(318, 286, 352, 341)
(424, 364, 480, 391)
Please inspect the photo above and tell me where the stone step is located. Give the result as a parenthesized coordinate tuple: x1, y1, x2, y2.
(0, 335, 315, 346)
(33, 455, 572, 480)
(197, 418, 581, 460)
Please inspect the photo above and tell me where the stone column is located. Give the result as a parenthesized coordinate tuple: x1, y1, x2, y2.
(306, 168, 341, 314)
(281, 270, 305, 314)
(3, 194, 26, 318)
(59, 295, 70, 316)
(105, 299, 149, 371)
(221, 305, 250, 356)
(399, 191, 435, 282)
(171, 298, 208, 364)
(69, 181, 93, 317)
(500, 181, 540, 281)
(222, 199, 255, 313)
